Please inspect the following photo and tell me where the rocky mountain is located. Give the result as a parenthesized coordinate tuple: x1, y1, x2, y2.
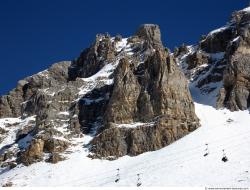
(0, 24, 200, 170)
(1, 5, 250, 187)
(175, 6, 250, 111)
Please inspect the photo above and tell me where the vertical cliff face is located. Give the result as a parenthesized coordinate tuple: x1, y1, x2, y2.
(218, 8, 250, 111)
(0, 24, 199, 168)
(175, 7, 250, 111)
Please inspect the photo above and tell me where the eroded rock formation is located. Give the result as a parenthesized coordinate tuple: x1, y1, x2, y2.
(175, 7, 250, 111)
(0, 24, 200, 167)
(88, 24, 199, 158)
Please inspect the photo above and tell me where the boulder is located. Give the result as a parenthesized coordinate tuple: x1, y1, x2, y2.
(19, 139, 44, 165)
(46, 153, 65, 164)
(44, 138, 70, 153)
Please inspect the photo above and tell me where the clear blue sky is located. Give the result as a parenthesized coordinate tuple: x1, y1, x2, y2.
(0, 0, 247, 95)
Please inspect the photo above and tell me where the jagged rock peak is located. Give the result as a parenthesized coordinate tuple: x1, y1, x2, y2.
(135, 24, 162, 48)
(0, 23, 200, 167)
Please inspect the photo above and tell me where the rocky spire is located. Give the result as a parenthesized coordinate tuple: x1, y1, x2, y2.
(90, 25, 200, 159)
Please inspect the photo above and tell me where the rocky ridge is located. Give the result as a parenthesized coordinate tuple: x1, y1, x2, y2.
(175, 7, 250, 111)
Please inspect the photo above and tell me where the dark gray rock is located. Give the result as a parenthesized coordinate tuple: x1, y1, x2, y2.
(200, 27, 234, 53)
(186, 51, 210, 69)
(68, 34, 115, 80)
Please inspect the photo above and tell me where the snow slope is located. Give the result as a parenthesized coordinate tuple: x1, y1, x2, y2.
(1, 100, 250, 187)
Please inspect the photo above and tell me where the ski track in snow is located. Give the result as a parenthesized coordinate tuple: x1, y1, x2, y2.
(1, 102, 250, 187)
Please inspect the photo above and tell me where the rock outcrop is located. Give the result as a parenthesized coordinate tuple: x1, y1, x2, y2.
(46, 153, 65, 164)
(68, 33, 115, 80)
(217, 9, 250, 110)
(175, 7, 250, 111)
(19, 139, 44, 166)
(0, 61, 83, 167)
(0, 24, 200, 167)
(88, 24, 200, 158)
(135, 24, 162, 48)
